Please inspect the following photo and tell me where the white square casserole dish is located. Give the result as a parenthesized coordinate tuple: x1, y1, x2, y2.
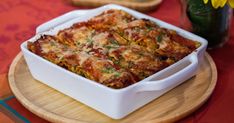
(20, 4, 207, 119)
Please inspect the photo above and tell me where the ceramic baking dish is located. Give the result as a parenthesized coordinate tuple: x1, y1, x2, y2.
(20, 4, 207, 119)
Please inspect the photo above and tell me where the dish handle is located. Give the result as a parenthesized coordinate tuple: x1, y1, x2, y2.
(36, 10, 90, 33)
(136, 53, 199, 92)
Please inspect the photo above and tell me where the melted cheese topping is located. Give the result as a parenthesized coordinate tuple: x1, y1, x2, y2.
(78, 51, 91, 65)
(28, 9, 199, 89)
(92, 32, 109, 49)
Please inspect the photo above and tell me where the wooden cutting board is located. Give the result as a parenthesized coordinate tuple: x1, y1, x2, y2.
(8, 52, 217, 123)
(67, 0, 162, 12)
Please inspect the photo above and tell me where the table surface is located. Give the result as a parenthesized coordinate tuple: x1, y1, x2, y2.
(0, 0, 233, 122)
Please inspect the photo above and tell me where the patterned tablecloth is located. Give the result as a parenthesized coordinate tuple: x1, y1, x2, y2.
(0, 0, 234, 122)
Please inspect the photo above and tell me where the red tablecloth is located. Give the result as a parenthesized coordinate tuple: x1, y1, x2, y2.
(0, 0, 233, 122)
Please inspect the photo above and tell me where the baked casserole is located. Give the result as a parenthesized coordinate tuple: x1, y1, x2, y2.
(27, 9, 200, 89)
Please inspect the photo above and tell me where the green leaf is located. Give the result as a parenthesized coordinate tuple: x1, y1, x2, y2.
(102, 66, 115, 73)
(156, 33, 163, 42)
(87, 38, 93, 43)
(114, 72, 121, 78)
(146, 26, 154, 31)
(114, 60, 120, 65)
(109, 38, 119, 45)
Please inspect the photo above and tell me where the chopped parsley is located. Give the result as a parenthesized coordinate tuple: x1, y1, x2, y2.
(91, 30, 96, 37)
(128, 61, 134, 68)
(156, 32, 163, 42)
(86, 38, 93, 46)
(135, 27, 141, 32)
(138, 52, 144, 56)
(102, 66, 115, 73)
(63, 44, 68, 49)
(72, 50, 79, 54)
(114, 72, 121, 78)
(118, 31, 124, 37)
(76, 41, 81, 46)
(114, 60, 120, 65)
(58, 56, 64, 61)
(87, 38, 93, 43)
(146, 26, 154, 31)
(139, 72, 147, 78)
(109, 38, 119, 45)
(50, 41, 56, 46)
(105, 45, 113, 50)
(105, 45, 119, 50)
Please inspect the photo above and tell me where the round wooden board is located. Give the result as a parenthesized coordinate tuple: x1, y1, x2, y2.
(8, 52, 217, 123)
(69, 0, 162, 12)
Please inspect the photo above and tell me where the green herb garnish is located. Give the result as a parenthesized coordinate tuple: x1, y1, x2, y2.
(147, 26, 154, 31)
(76, 41, 81, 46)
(102, 66, 115, 73)
(156, 33, 163, 42)
(50, 41, 56, 46)
(91, 30, 96, 37)
(135, 27, 141, 32)
(118, 31, 124, 37)
(87, 38, 93, 43)
(105, 45, 119, 50)
(86, 38, 93, 46)
(114, 72, 121, 78)
(114, 60, 120, 65)
(128, 61, 134, 68)
(109, 38, 119, 45)
(105, 45, 112, 49)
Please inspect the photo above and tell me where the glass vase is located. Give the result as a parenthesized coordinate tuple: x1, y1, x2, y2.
(180, 0, 233, 49)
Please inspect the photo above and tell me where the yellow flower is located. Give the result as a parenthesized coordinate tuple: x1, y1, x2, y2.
(203, 0, 234, 8)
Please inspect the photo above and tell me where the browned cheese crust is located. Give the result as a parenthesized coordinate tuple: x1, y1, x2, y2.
(28, 9, 200, 89)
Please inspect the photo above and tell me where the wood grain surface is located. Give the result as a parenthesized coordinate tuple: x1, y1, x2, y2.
(8, 52, 217, 123)
(68, 0, 162, 12)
